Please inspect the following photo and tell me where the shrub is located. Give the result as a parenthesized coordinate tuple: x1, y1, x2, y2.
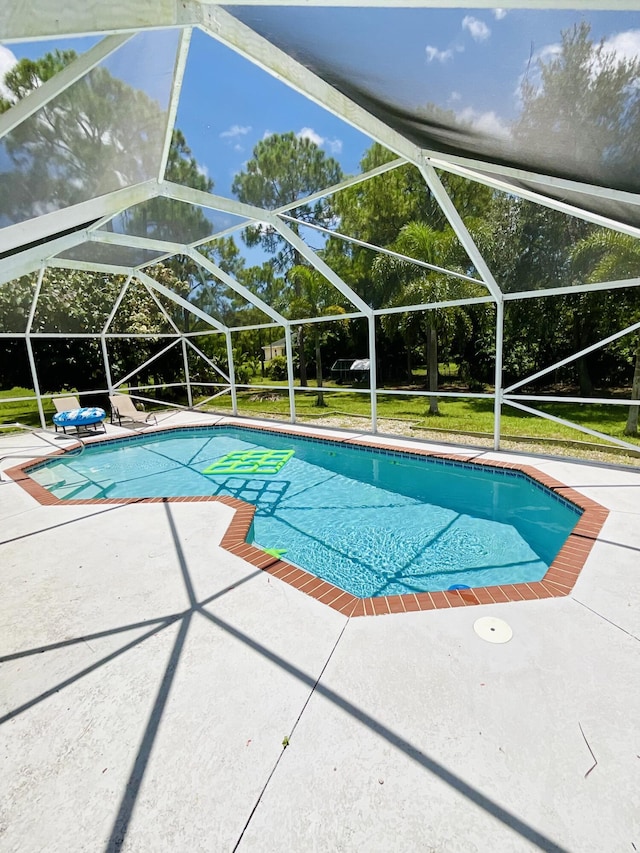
(266, 355, 288, 381)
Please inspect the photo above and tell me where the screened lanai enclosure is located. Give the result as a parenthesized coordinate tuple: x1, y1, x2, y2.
(2, 1, 640, 453)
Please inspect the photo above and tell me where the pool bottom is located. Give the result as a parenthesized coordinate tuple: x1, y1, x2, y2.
(7, 421, 609, 615)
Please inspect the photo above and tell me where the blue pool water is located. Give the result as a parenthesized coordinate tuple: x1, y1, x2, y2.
(30, 427, 580, 596)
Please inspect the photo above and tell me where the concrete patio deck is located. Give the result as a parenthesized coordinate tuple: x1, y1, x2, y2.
(1, 411, 639, 852)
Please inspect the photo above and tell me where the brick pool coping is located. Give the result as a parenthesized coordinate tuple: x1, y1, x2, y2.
(5, 421, 609, 617)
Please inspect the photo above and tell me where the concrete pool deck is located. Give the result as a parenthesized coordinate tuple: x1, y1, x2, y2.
(1, 411, 639, 851)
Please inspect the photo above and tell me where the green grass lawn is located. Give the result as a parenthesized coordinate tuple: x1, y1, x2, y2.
(3, 382, 639, 450)
(0, 387, 56, 429)
(204, 383, 640, 448)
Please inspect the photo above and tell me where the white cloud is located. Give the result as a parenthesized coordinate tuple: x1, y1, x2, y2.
(458, 106, 511, 139)
(298, 126, 323, 146)
(197, 163, 209, 179)
(297, 127, 343, 155)
(425, 45, 454, 63)
(493, 9, 507, 20)
(220, 124, 251, 140)
(462, 16, 491, 43)
(449, 91, 462, 103)
(0, 45, 17, 100)
(602, 29, 640, 65)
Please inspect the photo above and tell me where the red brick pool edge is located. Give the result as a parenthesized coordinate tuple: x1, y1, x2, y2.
(5, 422, 609, 616)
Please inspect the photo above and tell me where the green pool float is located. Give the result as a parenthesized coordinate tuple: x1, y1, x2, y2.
(202, 449, 294, 476)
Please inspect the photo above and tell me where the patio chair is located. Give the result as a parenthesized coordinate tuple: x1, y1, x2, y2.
(109, 394, 157, 427)
(52, 396, 107, 435)
(53, 396, 82, 413)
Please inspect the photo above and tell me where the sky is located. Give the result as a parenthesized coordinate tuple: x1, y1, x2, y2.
(1, 5, 639, 256)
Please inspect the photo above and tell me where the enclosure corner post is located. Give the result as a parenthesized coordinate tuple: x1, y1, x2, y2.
(225, 330, 238, 416)
(25, 267, 46, 429)
(493, 298, 504, 451)
(100, 334, 113, 396)
(181, 337, 193, 408)
(368, 313, 378, 434)
(284, 324, 296, 423)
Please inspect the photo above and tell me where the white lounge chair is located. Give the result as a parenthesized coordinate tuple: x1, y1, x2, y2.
(53, 395, 82, 413)
(109, 394, 157, 427)
(52, 396, 106, 434)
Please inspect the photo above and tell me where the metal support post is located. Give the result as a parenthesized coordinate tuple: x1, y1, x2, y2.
(284, 325, 296, 423)
(368, 314, 378, 434)
(182, 337, 193, 408)
(225, 330, 238, 415)
(493, 299, 504, 451)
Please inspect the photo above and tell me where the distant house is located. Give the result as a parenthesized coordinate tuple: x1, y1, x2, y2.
(262, 338, 287, 361)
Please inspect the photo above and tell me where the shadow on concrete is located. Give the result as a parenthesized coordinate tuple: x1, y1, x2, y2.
(0, 499, 568, 853)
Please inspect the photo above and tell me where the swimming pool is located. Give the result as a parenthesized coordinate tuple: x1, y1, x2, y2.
(27, 425, 582, 598)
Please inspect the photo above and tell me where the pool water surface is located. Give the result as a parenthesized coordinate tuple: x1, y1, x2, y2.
(29, 426, 581, 597)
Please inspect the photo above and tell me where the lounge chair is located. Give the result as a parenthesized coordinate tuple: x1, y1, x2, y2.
(52, 396, 107, 435)
(109, 394, 157, 427)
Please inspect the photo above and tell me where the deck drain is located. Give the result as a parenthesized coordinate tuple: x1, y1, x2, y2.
(474, 616, 513, 644)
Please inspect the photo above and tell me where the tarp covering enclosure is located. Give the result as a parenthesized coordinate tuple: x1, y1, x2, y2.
(228, 6, 640, 225)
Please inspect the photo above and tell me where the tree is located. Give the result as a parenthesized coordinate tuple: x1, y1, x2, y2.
(570, 231, 640, 435)
(374, 222, 479, 414)
(0, 48, 237, 398)
(0, 267, 192, 398)
(0, 50, 167, 224)
(513, 21, 640, 187)
(287, 265, 348, 406)
(232, 132, 343, 385)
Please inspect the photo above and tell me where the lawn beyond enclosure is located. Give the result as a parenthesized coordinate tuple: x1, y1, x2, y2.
(3, 384, 640, 459)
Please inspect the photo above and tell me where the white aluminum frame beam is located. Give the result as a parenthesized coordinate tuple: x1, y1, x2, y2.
(1, 0, 636, 47)
(113, 338, 181, 389)
(418, 161, 502, 303)
(186, 247, 288, 326)
(430, 158, 640, 241)
(157, 28, 192, 182)
(159, 181, 271, 221)
(269, 218, 373, 315)
(90, 229, 186, 256)
(0, 180, 157, 257)
(274, 157, 407, 215)
(0, 1, 197, 42)
(504, 399, 640, 455)
(0, 34, 134, 140)
(184, 338, 231, 383)
(505, 318, 640, 394)
(428, 155, 640, 212)
(280, 214, 486, 288)
(0, 231, 89, 285)
(373, 295, 493, 315)
(140, 281, 183, 334)
(48, 259, 135, 276)
(503, 277, 640, 301)
(136, 269, 227, 333)
(185, 160, 408, 251)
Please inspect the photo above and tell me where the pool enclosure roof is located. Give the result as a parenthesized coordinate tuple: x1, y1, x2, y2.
(2, 1, 640, 286)
(2, 1, 640, 454)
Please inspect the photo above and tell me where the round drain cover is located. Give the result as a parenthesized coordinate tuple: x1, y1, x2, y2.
(474, 616, 513, 644)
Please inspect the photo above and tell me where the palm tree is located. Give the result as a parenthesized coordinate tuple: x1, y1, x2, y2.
(287, 265, 348, 407)
(570, 231, 640, 434)
(374, 221, 482, 415)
